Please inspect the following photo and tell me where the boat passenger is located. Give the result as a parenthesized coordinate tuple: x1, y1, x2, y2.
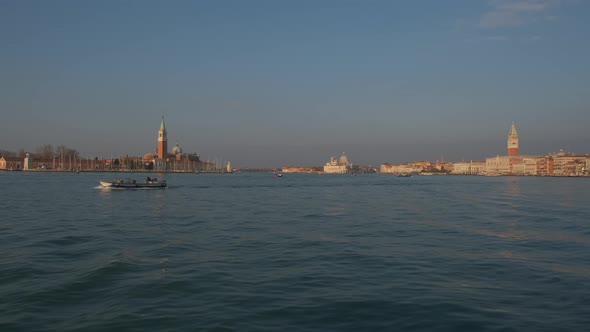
(146, 176, 151, 182)
(153, 177, 158, 182)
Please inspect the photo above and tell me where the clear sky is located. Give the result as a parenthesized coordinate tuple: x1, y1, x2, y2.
(1, 0, 589, 167)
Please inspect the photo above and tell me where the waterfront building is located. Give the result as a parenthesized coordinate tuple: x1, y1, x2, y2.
(550, 150, 589, 176)
(281, 166, 322, 173)
(485, 156, 520, 175)
(441, 162, 454, 173)
(537, 156, 554, 176)
(28, 158, 54, 170)
(380, 164, 415, 174)
(0, 156, 22, 170)
(410, 161, 433, 169)
(380, 161, 433, 174)
(512, 156, 555, 176)
(512, 159, 526, 175)
(484, 151, 588, 177)
(451, 161, 486, 175)
(145, 117, 214, 172)
(521, 157, 540, 175)
(485, 155, 554, 176)
(483, 122, 524, 175)
(324, 153, 351, 173)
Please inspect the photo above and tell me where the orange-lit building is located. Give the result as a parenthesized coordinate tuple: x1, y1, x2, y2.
(485, 122, 524, 175)
(507, 121, 519, 156)
(157, 116, 168, 160)
(0, 156, 22, 170)
(148, 117, 215, 172)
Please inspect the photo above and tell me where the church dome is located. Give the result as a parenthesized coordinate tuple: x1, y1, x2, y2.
(339, 153, 349, 165)
(143, 153, 155, 162)
(171, 143, 183, 155)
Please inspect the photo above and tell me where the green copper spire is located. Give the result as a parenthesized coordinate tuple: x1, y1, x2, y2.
(160, 116, 166, 131)
(509, 121, 517, 136)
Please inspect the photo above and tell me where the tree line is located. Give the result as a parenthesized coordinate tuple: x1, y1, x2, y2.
(0, 144, 79, 160)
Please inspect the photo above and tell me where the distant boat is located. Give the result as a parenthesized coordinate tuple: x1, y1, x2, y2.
(99, 178, 166, 189)
(397, 173, 412, 177)
(274, 172, 283, 178)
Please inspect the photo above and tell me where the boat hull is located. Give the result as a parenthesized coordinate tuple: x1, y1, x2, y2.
(99, 180, 166, 188)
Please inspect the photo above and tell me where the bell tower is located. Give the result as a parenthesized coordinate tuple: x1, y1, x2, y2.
(157, 116, 168, 159)
(507, 121, 519, 157)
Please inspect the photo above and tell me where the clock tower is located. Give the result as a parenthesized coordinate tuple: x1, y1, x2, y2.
(507, 122, 519, 157)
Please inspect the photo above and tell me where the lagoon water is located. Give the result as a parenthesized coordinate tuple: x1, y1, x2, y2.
(1, 172, 589, 331)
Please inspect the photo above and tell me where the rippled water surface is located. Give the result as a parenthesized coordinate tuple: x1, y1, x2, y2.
(1, 172, 590, 331)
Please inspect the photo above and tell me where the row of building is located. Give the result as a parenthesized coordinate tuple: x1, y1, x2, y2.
(450, 152, 589, 176)
(380, 153, 589, 177)
(2, 121, 587, 176)
(281, 122, 588, 176)
(281, 153, 356, 174)
(381, 123, 589, 176)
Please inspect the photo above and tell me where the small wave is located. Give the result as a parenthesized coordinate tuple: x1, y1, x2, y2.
(41, 235, 96, 247)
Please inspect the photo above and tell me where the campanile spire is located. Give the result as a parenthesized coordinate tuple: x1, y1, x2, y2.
(507, 121, 519, 156)
(157, 116, 168, 159)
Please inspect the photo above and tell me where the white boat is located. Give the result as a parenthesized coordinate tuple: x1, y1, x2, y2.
(99, 178, 166, 189)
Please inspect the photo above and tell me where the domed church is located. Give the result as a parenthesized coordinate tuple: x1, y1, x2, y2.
(324, 153, 352, 173)
(171, 143, 183, 156)
(149, 117, 202, 171)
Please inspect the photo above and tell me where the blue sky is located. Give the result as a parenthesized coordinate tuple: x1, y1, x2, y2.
(1, 0, 589, 167)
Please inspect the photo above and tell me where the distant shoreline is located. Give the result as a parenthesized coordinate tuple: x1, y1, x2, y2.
(1, 169, 588, 178)
(0, 169, 225, 174)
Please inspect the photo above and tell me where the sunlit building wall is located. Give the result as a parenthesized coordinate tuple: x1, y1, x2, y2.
(324, 154, 351, 174)
(451, 161, 486, 175)
(380, 164, 418, 174)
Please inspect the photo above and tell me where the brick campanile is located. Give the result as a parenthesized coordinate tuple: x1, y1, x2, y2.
(507, 121, 519, 157)
(157, 116, 168, 159)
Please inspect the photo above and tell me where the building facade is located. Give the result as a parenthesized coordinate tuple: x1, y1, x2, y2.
(380, 161, 434, 174)
(452, 161, 486, 175)
(551, 152, 589, 176)
(0, 156, 22, 170)
(324, 153, 351, 173)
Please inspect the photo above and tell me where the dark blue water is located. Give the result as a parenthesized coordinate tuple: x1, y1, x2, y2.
(1, 172, 589, 331)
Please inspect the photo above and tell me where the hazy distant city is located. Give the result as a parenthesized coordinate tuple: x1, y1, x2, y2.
(1, 119, 588, 176)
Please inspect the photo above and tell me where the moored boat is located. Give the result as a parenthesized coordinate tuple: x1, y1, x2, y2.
(99, 178, 166, 188)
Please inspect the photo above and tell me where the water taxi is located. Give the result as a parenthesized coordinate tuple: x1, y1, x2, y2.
(99, 178, 166, 189)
